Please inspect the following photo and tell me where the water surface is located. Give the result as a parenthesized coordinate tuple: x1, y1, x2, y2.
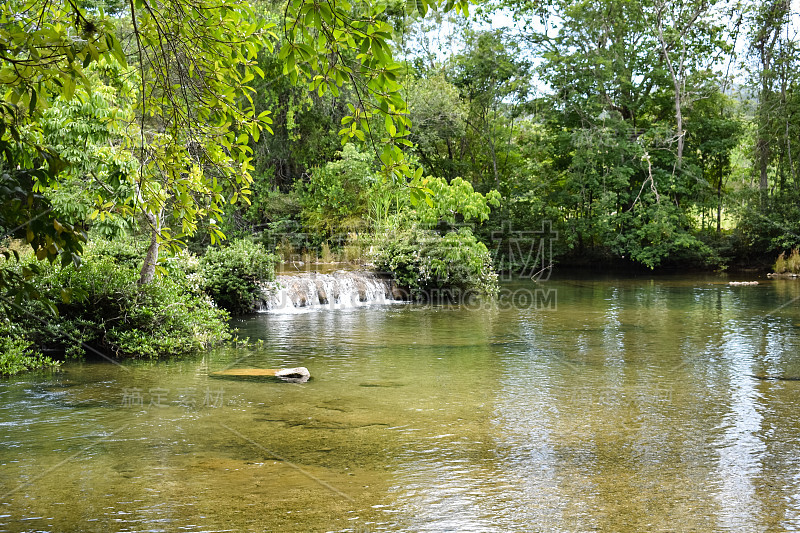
(2, 274, 800, 532)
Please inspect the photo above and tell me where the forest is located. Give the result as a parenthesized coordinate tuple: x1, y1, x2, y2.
(1, 0, 798, 373)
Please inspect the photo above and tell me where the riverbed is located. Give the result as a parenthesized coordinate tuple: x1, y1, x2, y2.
(2, 274, 800, 531)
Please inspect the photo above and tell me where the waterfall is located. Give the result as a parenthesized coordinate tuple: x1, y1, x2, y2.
(258, 270, 407, 313)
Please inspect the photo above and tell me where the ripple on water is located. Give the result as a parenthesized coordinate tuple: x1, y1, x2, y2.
(4, 276, 800, 531)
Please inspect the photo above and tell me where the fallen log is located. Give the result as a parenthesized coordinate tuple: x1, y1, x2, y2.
(210, 367, 311, 382)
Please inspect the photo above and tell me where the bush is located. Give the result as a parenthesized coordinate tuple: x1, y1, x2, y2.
(86, 235, 145, 269)
(201, 238, 277, 314)
(788, 249, 800, 273)
(0, 325, 59, 376)
(775, 252, 787, 273)
(371, 226, 498, 300)
(259, 219, 309, 261)
(1, 239, 232, 363)
(735, 191, 800, 259)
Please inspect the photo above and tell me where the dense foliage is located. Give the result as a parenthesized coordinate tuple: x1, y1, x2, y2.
(225, 0, 800, 273)
(200, 239, 277, 314)
(0, 241, 231, 363)
(2, 0, 800, 374)
(0, 236, 280, 373)
(0, 332, 58, 376)
(774, 249, 800, 275)
(371, 226, 498, 299)
(294, 144, 381, 236)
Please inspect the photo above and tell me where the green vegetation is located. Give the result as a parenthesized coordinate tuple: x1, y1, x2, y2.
(294, 144, 384, 237)
(0, 236, 281, 374)
(774, 249, 800, 275)
(201, 239, 277, 314)
(372, 227, 498, 299)
(0, 240, 231, 366)
(0, 332, 59, 376)
(2, 0, 800, 374)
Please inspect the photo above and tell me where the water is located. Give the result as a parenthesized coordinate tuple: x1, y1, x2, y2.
(259, 271, 404, 312)
(2, 274, 800, 532)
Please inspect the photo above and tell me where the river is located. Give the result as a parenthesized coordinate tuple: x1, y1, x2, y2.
(2, 274, 800, 532)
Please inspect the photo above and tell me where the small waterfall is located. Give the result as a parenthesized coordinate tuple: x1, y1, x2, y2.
(258, 270, 407, 313)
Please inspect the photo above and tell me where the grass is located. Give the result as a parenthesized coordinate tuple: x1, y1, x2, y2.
(774, 248, 800, 274)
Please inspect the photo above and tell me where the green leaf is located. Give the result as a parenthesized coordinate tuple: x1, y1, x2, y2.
(385, 114, 396, 136)
(0, 69, 18, 84)
(62, 76, 75, 100)
(28, 88, 37, 115)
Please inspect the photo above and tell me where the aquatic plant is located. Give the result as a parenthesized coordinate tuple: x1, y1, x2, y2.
(0, 329, 58, 376)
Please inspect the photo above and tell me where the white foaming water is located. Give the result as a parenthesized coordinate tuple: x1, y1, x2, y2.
(258, 270, 406, 313)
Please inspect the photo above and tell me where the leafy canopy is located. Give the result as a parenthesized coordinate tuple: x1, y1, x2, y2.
(0, 0, 470, 296)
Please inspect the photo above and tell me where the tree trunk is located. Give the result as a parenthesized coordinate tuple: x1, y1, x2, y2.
(716, 171, 722, 235)
(758, 71, 772, 192)
(754, 0, 787, 194)
(758, 136, 770, 192)
(138, 210, 161, 286)
(488, 133, 499, 189)
(674, 90, 684, 170)
(782, 56, 796, 186)
(656, 8, 684, 171)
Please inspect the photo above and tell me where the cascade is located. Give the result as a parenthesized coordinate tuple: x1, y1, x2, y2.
(258, 270, 407, 312)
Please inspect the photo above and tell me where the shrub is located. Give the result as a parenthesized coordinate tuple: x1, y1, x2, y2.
(736, 191, 800, 258)
(371, 226, 498, 300)
(788, 248, 800, 273)
(201, 238, 277, 314)
(85, 235, 145, 269)
(0, 325, 59, 376)
(294, 144, 377, 236)
(1, 240, 232, 364)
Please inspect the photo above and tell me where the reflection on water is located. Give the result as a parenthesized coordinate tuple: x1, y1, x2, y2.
(2, 275, 800, 531)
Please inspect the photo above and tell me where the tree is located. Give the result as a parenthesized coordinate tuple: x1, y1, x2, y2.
(487, 0, 738, 267)
(748, 0, 791, 193)
(294, 143, 378, 236)
(686, 88, 742, 234)
(123, 0, 277, 284)
(279, 0, 470, 205)
(0, 0, 125, 304)
(0, 0, 271, 287)
(447, 29, 531, 190)
(653, 0, 729, 170)
(405, 73, 468, 181)
(0, 0, 470, 294)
